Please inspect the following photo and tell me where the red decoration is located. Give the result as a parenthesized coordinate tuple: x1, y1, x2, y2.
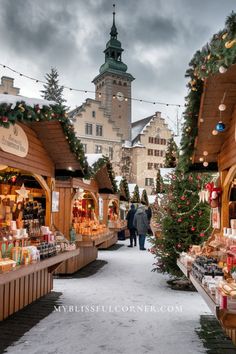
(200, 233, 205, 237)
(180, 196, 185, 201)
(191, 227, 195, 231)
(186, 200, 190, 205)
(177, 218, 182, 223)
(1, 116, 8, 122)
(190, 215, 194, 219)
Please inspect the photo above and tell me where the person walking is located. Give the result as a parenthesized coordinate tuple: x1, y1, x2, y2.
(133, 204, 149, 250)
(126, 204, 137, 247)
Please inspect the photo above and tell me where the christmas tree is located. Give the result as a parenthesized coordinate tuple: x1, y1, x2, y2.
(164, 136, 178, 168)
(41, 68, 66, 105)
(150, 171, 212, 276)
(131, 185, 140, 203)
(141, 189, 149, 206)
(155, 169, 163, 194)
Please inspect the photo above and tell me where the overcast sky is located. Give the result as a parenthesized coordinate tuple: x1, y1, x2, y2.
(0, 0, 235, 134)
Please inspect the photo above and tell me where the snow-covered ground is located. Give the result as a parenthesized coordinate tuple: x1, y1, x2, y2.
(5, 240, 211, 354)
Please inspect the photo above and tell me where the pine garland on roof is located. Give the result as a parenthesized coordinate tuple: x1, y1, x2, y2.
(119, 177, 130, 201)
(179, 11, 236, 171)
(0, 100, 88, 172)
(89, 156, 118, 193)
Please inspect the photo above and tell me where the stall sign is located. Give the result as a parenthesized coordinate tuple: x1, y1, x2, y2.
(99, 197, 103, 220)
(52, 191, 60, 212)
(0, 124, 29, 157)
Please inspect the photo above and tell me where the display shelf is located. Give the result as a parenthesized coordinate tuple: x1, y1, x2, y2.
(177, 259, 190, 278)
(189, 273, 220, 318)
(0, 249, 80, 285)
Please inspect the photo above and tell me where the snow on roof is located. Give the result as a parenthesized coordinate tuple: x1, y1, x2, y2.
(132, 142, 145, 148)
(131, 116, 153, 141)
(85, 154, 103, 167)
(128, 183, 136, 196)
(148, 195, 156, 204)
(115, 176, 123, 189)
(122, 141, 132, 148)
(0, 94, 56, 108)
(139, 188, 144, 197)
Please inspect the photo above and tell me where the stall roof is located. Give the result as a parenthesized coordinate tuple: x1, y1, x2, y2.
(193, 64, 236, 165)
(88, 155, 117, 194)
(0, 94, 87, 176)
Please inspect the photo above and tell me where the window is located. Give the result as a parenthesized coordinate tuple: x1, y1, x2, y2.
(149, 137, 154, 143)
(85, 123, 93, 135)
(82, 144, 87, 153)
(96, 124, 103, 136)
(95, 145, 102, 153)
(154, 163, 159, 170)
(148, 163, 153, 170)
(147, 149, 153, 156)
(109, 147, 113, 160)
(145, 178, 154, 186)
(154, 150, 160, 156)
(92, 111, 96, 118)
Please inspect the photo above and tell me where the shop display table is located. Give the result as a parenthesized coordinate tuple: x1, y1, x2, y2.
(176, 259, 191, 278)
(0, 250, 79, 321)
(77, 231, 117, 249)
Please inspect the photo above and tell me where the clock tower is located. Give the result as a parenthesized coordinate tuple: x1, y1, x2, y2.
(92, 5, 134, 141)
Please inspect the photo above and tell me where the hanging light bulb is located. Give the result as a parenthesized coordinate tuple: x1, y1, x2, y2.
(203, 151, 208, 156)
(203, 161, 209, 167)
(199, 157, 204, 162)
(200, 118, 204, 123)
(215, 121, 225, 132)
(218, 103, 226, 111)
(219, 66, 227, 74)
(212, 129, 219, 135)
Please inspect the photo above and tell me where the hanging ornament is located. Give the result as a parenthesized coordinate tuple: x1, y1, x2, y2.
(177, 218, 182, 223)
(218, 103, 226, 111)
(225, 39, 236, 49)
(212, 129, 218, 136)
(15, 184, 30, 202)
(199, 157, 204, 162)
(180, 196, 185, 201)
(215, 121, 225, 132)
(203, 151, 208, 156)
(191, 227, 195, 231)
(203, 161, 209, 167)
(219, 66, 227, 74)
(200, 232, 205, 237)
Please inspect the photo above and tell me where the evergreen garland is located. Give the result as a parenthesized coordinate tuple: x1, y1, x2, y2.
(0, 100, 88, 172)
(179, 11, 236, 171)
(119, 177, 130, 201)
(89, 156, 118, 193)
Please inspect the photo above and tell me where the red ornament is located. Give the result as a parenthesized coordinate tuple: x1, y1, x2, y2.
(1, 116, 8, 123)
(190, 215, 194, 219)
(177, 218, 182, 223)
(200, 233, 205, 237)
(178, 205, 181, 208)
(180, 196, 185, 201)
(191, 226, 195, 231)
(186, 200, 190, 205)
(198, 210, 203, 216)
(11, 175, 17, 183)
(177, 244, 182, 249)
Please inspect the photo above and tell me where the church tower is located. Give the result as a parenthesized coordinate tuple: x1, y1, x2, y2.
(92, 5, 134, 141)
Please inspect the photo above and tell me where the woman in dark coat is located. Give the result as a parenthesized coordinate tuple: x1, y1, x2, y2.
(126, 204, 137, 247)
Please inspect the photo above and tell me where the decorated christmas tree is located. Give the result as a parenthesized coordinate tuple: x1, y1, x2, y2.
(155, 169, 163, 194)
(141, 189, 149, 206)
(164, 137, 178, 168)
(41, 68, 66, 105)
(131, 185, 140, 203)
(150, 171, 212, 276)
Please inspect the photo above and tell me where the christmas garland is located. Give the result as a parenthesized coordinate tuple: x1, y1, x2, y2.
(119, 177, 130, 201)
(89, 156, 118, 193)
(0, 100, 89, 172)
(179, 11, 236, 171)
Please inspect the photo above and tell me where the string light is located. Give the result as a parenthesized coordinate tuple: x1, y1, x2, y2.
(0, 63, 184, 108)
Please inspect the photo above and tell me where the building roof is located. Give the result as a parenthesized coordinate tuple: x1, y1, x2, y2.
(131, 115, 154, 141)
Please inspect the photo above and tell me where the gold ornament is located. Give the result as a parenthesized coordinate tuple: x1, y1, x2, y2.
(225, 39, 236, 49)
(222, 33, 228, 40)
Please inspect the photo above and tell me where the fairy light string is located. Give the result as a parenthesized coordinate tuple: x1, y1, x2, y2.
(0, 63, 184, 108)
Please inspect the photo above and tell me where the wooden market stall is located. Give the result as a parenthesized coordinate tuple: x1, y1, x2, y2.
(0, 94, 87, 319)
(178, 61, 236, 343)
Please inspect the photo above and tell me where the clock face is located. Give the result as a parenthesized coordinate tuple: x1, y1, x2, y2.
(116, 91, 124, 102)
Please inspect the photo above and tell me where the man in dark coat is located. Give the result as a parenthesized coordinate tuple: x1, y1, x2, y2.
(133, 204, 149, 250)
(126, 204, 137, 247)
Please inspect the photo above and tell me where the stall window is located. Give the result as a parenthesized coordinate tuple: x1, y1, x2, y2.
(85, 123, 93, 135)
(95, 145, 102, 153)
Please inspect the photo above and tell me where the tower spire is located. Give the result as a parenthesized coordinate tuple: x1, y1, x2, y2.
(110, 4, 118, 39)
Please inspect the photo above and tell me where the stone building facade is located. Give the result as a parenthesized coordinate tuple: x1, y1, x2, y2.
(0, 76, 20, 95)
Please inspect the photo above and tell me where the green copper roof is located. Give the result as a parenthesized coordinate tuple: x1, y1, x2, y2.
(99, 58, 127, 74)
